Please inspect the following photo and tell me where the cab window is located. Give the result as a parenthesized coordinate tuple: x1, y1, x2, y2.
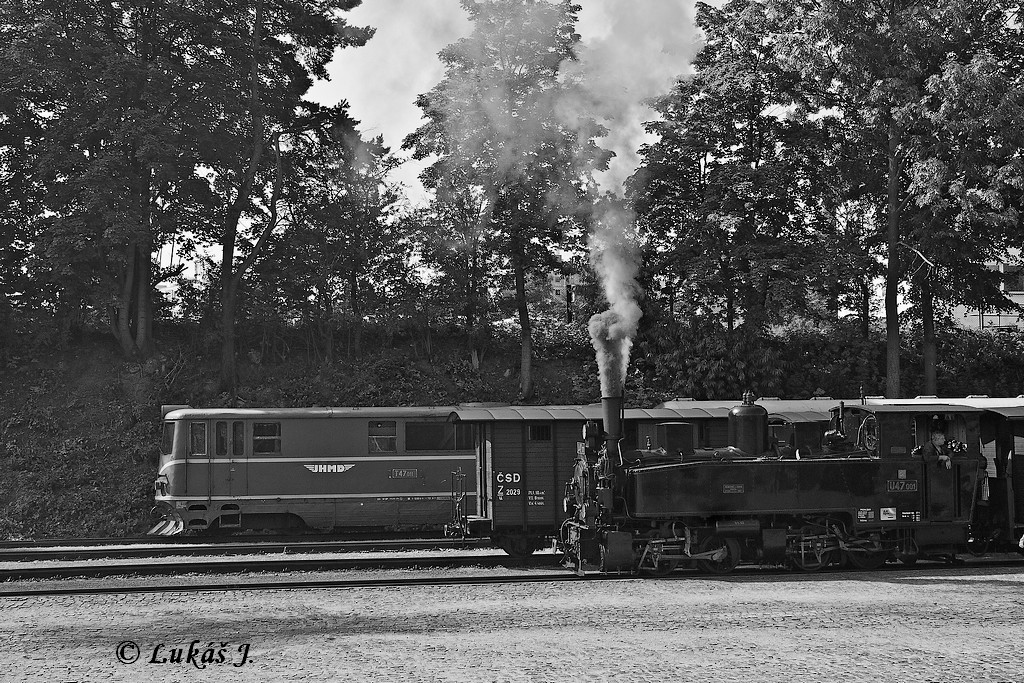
(232, 422, 245, 456)
(369, 421, 397, 452)
(216, 421, 246, 457)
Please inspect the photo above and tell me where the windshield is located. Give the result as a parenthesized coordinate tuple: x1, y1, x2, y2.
(161, 422, 175, 456)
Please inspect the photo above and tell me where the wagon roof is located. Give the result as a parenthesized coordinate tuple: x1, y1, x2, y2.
(448, 405, 733, 422)
(849, 402, 986, 414)
(768, 410, 833, 423)
(897, 397, 1024, 419)
(164, 406, 464, 420)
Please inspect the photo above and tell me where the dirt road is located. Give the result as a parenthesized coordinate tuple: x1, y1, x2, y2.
(3, 564, 1023, 682)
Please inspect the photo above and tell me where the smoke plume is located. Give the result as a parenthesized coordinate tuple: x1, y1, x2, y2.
(559, 2, 700, 397)
(559, 1, 700, 192)
(587, 203, 643, 396)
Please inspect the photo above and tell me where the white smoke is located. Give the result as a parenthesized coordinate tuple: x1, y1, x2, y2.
(587, 203, 643, 396)
(560, 1, 701, 396)
(559, 1, 700, 193)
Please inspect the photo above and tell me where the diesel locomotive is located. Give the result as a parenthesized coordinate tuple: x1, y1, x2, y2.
(149, 405, 476, 536)
(560, 393, 991, 574)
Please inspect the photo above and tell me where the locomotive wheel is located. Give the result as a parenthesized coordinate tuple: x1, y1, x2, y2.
(695, 536, 741, 574)
(640, 558, 679, 576)
(843, 538, 890, 570)
(844, 548, 889, 570)
(498, 535, 539, 557)
(639, 531, 679, 576)
(789, 529, 837, 571)
(895, 552, 919, 566)
(790, 546, 837, 572)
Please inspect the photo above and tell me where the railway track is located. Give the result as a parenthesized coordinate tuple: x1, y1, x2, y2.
(0, 536, 493, 562)
(0, 569, 615, 597)
(0, 549, 558, 581)
(0, 531, 485, 549)
(3, 553, 1022, 599)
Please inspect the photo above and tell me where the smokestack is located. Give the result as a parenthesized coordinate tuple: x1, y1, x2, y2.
(602, 394, 624, 466)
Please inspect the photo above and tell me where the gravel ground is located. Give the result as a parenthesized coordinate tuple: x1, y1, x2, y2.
(2, 564, 1023, 683)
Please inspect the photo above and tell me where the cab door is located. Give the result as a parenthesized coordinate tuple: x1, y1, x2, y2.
(185, 420, 211, 504)
(213, 420, 247, 497)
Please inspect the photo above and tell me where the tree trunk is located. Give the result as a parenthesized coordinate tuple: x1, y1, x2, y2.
(884, 128, 902, 398)
(349, 267, 362, 357)
(221, 280, 239, 396)
(219, 0, 267, 395)
(134, 238, 155, 357)
(113, 242, 138, 358)
(860, 280, 870, 340)
(921, 272, 937, 395)
(513, 239, 533, 400)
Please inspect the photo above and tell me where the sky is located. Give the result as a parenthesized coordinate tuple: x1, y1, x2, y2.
(306, 0, 705, 206)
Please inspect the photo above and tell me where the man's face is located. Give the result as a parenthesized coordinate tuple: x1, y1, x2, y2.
(931, 432, 946, 447)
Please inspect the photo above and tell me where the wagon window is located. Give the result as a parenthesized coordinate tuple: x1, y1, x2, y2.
(161, 422, 175, 456)
(528, 424, 552, 442)
(369, 421, 397, 452)
(189, 422, 206, 455)
(253, 422, 281, 454)
(232, 421, 245, 456)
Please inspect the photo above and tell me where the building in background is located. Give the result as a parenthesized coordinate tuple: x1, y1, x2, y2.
(952, 260, 1024, 331)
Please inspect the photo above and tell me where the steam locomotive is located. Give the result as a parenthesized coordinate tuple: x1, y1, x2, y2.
(560, 393, 994, 574)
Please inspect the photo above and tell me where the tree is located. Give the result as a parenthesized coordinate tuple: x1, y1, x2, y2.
(185, 0, 371, 393)
(1, 0, 221, 356)
(631, 0, 832, 333)
(404, 0, 606, 400)
(777, 0, 1023, 397)
(906, 45, 1024, 393)
(413, 172, 499, 366)
(259, 124, 407, 362)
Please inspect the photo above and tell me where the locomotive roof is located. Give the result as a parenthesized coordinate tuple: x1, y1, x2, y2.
(163, 406, 464, 420)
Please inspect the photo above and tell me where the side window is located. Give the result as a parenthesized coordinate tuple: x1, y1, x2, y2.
(253, 422, 282, 454)
(215, 421, 228, 456)
(369, 421, 397, 452)
(404, 423, 474, 451)
(161, 422, 175, 456)
(232, 422, 245, 456)
(456, 424, 474, 450)
(528, 424, 552, 442)
(189, 422, 207, 455)
(407, 423, 456, 451)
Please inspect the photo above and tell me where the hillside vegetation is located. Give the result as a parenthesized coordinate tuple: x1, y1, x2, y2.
(3, 320, 1024, 539)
